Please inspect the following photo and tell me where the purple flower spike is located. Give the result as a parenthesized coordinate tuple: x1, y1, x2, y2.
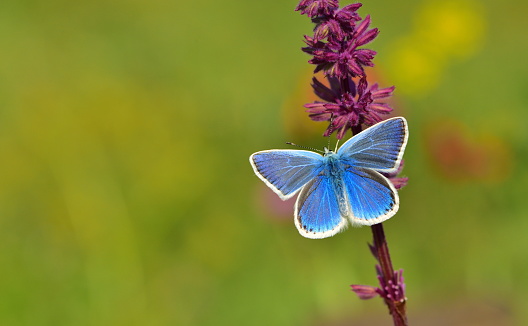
(376, 266, 407, 302)
(299, 2, 393, 137)
(302, 13, 379, 79)
(351, 267, 406, 303)
(305, 76, 395, 139)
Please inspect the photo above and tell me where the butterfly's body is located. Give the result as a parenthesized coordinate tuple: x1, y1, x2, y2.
(250, 117, 408, 239)
(320, 151, 348, 216)
(323, 151, 343, 178)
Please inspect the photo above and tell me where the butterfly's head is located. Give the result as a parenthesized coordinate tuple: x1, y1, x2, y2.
(323, 147, 338, 158)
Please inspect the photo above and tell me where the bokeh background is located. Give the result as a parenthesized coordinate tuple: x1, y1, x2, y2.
(0, 0, 526, 325)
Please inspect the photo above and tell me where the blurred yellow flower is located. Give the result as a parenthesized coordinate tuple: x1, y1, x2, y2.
(386, 0, 486, 96)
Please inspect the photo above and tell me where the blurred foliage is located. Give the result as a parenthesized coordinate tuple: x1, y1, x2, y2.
(0, 0, 527, 325)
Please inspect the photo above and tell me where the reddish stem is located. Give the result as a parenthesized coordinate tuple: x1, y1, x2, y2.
(371, 223, 408, 326)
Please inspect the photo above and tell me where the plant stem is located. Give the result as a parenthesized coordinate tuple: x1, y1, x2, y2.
(371, 223, 408, 326)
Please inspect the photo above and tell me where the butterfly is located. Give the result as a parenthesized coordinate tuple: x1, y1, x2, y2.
(249, 117, 408, 239)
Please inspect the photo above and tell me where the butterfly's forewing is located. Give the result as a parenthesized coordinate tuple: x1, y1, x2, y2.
(294, 174, 348, 239)
(250, 150, 324, 200)
(337, 117, 408, 173)
(342, 166, 398, 225)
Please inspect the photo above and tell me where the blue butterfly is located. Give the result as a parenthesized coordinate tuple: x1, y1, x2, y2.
(249, 117, 408, 239)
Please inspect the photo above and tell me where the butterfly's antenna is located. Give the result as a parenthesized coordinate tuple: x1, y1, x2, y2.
(327, 114, 336, 135)
(286, 142, 325, 154)
(325, 113, 340, 152)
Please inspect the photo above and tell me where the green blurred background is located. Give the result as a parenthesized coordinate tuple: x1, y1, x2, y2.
(0, 0, 526, 325)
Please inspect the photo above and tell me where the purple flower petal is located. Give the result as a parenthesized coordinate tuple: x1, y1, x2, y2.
(390, 177, 408, 190)
(371, 85, 395, 99)
(382, 160, 408, 189)
(295, 0, 339, 17)
(311, 77, 338, 102)
(336, 3, 362, 22)
(369, 103, 393, 113)
(350, 284, 381, 300)
(354, 14, 371, 39)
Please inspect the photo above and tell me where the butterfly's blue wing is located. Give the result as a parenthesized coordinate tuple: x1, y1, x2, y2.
(337, 117, 408, 173)
(342, 166, 398, 225)
(250, 150, 324, 200)
(294, 174, 348, 239)
(250, 117, 408, 236)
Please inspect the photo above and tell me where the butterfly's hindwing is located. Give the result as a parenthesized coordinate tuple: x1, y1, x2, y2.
(294, 173, 348, 239)
(250, 150, 324, 200)
(342, 166, 398, 225)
